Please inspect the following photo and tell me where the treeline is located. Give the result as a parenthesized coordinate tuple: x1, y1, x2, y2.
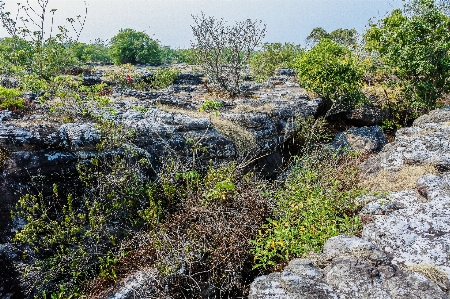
(0, 28, 196, 70)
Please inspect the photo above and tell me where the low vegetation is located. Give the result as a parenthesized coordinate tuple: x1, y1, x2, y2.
(0, 0, 449, 297)
(251, 151, 364, 268)
(249, 42, 303, 82)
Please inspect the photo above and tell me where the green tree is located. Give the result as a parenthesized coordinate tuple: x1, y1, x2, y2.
(191, 13, 266, 97)
(294, 38, 364, 113)
(306, 27, 358, 48)
(109, 28, 162, 65)
(69, 39, 111, 63)
(249, 42, 303, 82)
(364, 0, 450, 124)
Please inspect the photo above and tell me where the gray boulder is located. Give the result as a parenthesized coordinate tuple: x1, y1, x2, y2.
(413, 106, 450, 126)
(322, 235, 390, 266)
(250, 238, 449, 299)
(328, 126, 387, 154)
(359, 108, 450, 175)
(362, 173, 450, 279)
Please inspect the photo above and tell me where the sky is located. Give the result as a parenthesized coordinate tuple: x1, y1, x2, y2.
(0, 0, 403, 48)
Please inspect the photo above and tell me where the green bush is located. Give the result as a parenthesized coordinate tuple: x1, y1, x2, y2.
(137, 160, 270, 298)
(0, 86, 25, 110)
(249, 42, 303, 82)
(109, 29, 162, 65)
(251, 151, 363, 268)
(104, 65, 180, 90)
(0, 37, 34, 67)
(150, 68, 180, 89)
(364, 0, 450, 126)
(12, 147, 161, 296)
(294, 38, 364, 112)
(0, 36, 79, 79)
(160, 46, 197, 64)
(69, 40, 111, 63)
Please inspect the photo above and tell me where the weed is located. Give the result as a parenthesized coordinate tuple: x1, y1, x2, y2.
(251, 150, 364, 268)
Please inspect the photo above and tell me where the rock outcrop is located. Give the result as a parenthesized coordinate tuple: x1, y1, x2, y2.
(0, 76, 321, 243)
(250, 236, 449, 299)
(250, 107, 450, 298)
(328, 125, 387, 154)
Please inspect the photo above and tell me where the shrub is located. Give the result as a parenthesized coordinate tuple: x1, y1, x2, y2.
(364, 0, 450, 127)
(12, 146, 161, 296)
(251, 150, 364, 268)
(109, 28, 162, 65)
(294, 38, 364, 113)
(191, 13, 266, 97)
(0, 86, 25, 110)
(249, 42, 303, 82)
(104, 65, 180, 90)
(150, 68, 181, 89)
(0, 1, 86, 79)
(0, 37, 34, 67)
(160, 46, 197, 64)
(115, 161, 271, 298)
(69, 40, 111, 64)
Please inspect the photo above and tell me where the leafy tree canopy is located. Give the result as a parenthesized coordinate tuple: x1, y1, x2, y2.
(110, 28, 162, 65)
(306, 27, 358, 48)
(364, 0, 450, 110)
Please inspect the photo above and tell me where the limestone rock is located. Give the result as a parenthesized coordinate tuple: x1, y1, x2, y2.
(328, 126, 387, 154)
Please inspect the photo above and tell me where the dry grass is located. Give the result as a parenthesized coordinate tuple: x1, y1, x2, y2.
(360, 164, 438, 193)
(158, 104, 257, 154)
(230, 103, 274, 113)
(406, 264, 450, 292)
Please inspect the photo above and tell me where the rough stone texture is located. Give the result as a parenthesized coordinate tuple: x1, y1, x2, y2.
(322, 235, 390, 266)
(103, 268, 158, 299)
(413, 106, 450, 126)
(82, 74, 102, 86)
(344, 105, 386, 126)
(249, 259, 339, 299)
(359, 107, 450, 175)
(328, 105, 386, 126)
(362, 174, 450, 277)
(251, 107, 450, 299)
(250, 239, 449, 299)
(328, 126, 387, 154)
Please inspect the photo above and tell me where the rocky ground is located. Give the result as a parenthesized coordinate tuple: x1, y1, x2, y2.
(250, 107, 450, 299)
(0, 67, 406, 298)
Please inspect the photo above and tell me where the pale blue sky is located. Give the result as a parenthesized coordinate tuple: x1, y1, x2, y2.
(0, 0, 403, 48)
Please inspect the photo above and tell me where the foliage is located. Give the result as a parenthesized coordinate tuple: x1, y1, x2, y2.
(0, 37, 34, 67)
(149, 67, 181, 89)
(294, 116, 332, 151)
(199, 99, 223, 116)
(104, 64, 180, 90)
(306, 27, 358, 48)
(0, 86, 25, 110)
(191, 13, 266, 97)
(363, 0, 450, 126)
(134, 160, 270, 298)
(249, 42, 303, 82)
(0, 1, 86, 79)
(109, 28, 162, 65)
(251, 151, 363, 268)
(294, 38, 364, 112)
(0, 147, 7, 173)
(69, 39, 111, 64)
(160, 46, 197, 64)
(12, 146, 161, 296)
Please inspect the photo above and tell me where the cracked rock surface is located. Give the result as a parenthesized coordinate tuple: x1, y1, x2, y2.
(251, 107, 450, 298)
